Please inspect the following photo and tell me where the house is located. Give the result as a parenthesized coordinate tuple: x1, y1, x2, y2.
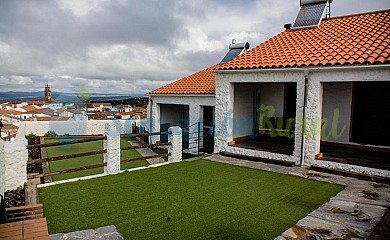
(116, 112, 136, 120)
(98, 111, 118, 119)
(17, 105, 50, 120)
(58, 109, 87, 121)
(116, 105, 133, 113)
(0, 123, 19, 139)
(148, 41, 249, 153)
(47, 102, 64, 110)
(0, 110, 23, 119)
(91, 103, 112, 112)
(213, 9, 390, 177)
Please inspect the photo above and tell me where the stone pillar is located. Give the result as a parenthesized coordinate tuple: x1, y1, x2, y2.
(214, 74, 234, 153)
(3, 139, 28, 191)
(294, 78, 306, 165)
(303, 78, 323, 167)
(104, 131, 120, 174)
(168, 126, 182, 162)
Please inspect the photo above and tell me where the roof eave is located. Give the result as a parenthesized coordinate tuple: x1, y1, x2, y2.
(214, 64, 390, 74)
(147, 93, 215, 97)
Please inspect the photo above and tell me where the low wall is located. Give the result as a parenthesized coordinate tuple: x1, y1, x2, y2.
(23, 119, 147, 136)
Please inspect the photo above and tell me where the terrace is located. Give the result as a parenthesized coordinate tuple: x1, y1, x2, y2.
(1, 121, 389, 239)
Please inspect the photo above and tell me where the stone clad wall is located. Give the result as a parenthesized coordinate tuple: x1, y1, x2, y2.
(0, 140, 4, 195)
(3, 139, 28, 191)
(23, 119, 146, 136)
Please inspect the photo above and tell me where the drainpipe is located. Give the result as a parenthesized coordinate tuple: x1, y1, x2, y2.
(300, 70, 309, 167)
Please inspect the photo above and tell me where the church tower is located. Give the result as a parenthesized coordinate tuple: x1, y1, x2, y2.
(44, 84, 52, 102)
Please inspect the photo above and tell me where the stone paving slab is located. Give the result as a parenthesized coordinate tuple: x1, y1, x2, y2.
(49, 225, 124, 240)
(204, 154, 390, 240)
(129, 140, 166, 165)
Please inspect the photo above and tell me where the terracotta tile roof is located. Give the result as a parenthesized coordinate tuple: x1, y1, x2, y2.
(92, 103, 111, 107)
(25, 116, 71, 121)
(218, 10, 390, 70)
(21, 105, 39, 112)
(27, 101, 46, 106)
(117, 112, 136, 116)
(0, 110, 22, 115)
(148, 65, 216, 95)
(1, 124, 19, 130)
(149, 10, 389, 95)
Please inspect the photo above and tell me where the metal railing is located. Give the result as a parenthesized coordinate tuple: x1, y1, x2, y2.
(182, 122, 214, 156)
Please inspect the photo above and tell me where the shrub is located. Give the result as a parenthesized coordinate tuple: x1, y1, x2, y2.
(25, 132, 38, 140)
(44, 131, 58, 137)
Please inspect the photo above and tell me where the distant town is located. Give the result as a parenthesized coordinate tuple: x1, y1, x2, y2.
(0, 84, 148, 140)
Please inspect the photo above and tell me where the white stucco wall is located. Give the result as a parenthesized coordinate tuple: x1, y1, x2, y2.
(233, 84, 254, 138)
(233, 83, 287, 138)
(160, 104, 186, 126)
(321, 82, 353, 143)
(259, 83, 284, 117)
(148, 95, 215, 144)
(23, 119, 146, 136)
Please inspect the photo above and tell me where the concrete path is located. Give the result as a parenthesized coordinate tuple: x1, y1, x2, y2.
(50, 225, 124, 240)
(129, 140, 166, 165)
(203, 154, 390, 240)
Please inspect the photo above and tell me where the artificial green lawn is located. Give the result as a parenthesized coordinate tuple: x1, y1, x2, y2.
(45, 138, 149, 181)
(39, 160, 344, 239)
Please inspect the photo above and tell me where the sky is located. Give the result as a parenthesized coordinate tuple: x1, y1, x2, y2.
(0, 0, 389, 95)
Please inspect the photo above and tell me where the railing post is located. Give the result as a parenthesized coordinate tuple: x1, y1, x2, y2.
(168, 127, 182, 162)
(104, 131, 120, 175)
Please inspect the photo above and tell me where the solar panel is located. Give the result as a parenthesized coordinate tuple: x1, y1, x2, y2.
(292, 1, 327, 30)
(220, 42, 249, 63)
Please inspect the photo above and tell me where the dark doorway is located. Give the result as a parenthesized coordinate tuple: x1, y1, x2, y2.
(284, 82, 297, 119)
(350, 81, 390, 146)
(203, 106, 215, 153)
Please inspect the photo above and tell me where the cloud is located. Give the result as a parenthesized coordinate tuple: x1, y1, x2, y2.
(0, 0, 389, 94)
(0, 75, 33, 85)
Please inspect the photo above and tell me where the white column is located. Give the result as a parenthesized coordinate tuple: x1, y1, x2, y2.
(3, 139, 28, 191)
(149, 98, 160, 144)
(104, 131, 120, 174)
(188, 104, 200, 154)
(168, 126, 182, 162)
